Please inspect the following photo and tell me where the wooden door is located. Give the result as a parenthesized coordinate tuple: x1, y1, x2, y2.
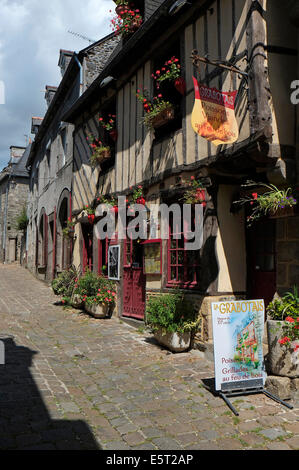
(82, 223, 93, 272)
(122, 238, 146, 320)
(247, 219, 276, 307)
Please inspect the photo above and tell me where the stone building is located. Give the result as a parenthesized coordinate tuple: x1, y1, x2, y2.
(0, 145, 30, 264)
(26, 33, 120, 282)
(61, 0, 299, 343)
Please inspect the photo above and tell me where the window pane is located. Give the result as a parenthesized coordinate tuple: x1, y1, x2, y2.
(177, 250, 184, 264)
(170, 251, 176, 265)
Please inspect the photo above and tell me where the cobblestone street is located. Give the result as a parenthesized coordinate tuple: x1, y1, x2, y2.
(0, 265, 298, 451)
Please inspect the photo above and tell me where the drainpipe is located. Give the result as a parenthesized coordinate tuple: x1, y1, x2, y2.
(74, 52, 83, 96)
(2, 167, 12, 262)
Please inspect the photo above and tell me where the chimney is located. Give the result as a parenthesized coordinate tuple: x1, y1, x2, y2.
(45, 85, 57, 108)
(9, 146, 26, 164)
(31, 116, 43, 135)
(58, 49, 74, 77)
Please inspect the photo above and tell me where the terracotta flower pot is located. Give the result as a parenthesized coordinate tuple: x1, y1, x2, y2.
(174, 77, 186, 95)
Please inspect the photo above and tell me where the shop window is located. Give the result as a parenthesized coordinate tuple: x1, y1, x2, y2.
(167, 205, 201, 288)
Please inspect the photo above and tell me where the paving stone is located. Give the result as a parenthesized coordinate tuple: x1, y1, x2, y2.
(285, 436, 299, 449)
(266, 442, 291, 450)
(258, 427, 289, 440)
(0, 265, 298, 451)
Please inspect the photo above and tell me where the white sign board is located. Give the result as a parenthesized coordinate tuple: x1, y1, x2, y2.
(211, 299, 266, 391)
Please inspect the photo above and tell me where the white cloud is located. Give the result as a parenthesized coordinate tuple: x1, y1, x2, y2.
(0, 0, 115, 169)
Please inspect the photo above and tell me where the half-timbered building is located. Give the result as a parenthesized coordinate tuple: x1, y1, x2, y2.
(61, 0, 299, 344)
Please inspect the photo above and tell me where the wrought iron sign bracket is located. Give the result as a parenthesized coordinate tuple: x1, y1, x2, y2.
(191, 49, 249, 80)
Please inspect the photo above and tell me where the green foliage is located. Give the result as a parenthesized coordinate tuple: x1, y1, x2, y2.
(74, 270, 115, 305)
(136, 88, 174, 129)
(235, 182, 297, 226)
(51, 266, 78, 298)
(266, 286, 299, 320)
(146, 291, 199, 334)
(16, 206, 28, 231)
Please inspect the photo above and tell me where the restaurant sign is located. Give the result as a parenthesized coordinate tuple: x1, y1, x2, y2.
(211, 299, 266, 391)
(191, 77, 239, 146)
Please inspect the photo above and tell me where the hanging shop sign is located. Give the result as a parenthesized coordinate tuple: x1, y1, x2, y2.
(211, 299, 266, 391)
(191, 76, 239, 146)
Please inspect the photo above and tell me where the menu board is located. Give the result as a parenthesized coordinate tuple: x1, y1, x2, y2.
(143, 241, 161, 275)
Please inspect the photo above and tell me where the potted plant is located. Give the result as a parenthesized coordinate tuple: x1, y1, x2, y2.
(114, 0, 129, 15)
(233, 182, 297, 226)
(97, 195, 118, 214)
(266, 287, 299, 378)
(181, 176, 206, 207)
(74, 270, 116, 318)
(110, 7, 142, 37)
(85, 286, 116, 318)
(146, 291, 199, 352)
(85, 205, 95, 224)
(136, 89, 175, 129)
(132, 185, 145, 205)
(99, 114, 118, 142)
(51, 266, 81, 308)
(152, 56, 186, 95)
(86, 134, 111, 167)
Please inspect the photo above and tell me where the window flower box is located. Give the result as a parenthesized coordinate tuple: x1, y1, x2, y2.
(150, 105, 175, 129)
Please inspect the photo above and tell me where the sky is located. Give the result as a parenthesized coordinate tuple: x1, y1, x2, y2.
(0, 0, 115, 170)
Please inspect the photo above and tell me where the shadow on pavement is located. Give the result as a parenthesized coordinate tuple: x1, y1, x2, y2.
(0, 337, 100, 450)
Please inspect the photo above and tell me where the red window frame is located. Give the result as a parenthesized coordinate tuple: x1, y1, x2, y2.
(166, 207, 200, 289)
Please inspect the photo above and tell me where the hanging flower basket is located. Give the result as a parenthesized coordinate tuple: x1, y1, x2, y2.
(90, 147, 111, 167)
(150, 105, 175, 129)
(115, 4, 128, 15)
(182, 177, 206, 206)
(234, 182, 297, 226)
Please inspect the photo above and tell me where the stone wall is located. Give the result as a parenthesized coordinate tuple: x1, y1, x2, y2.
(0, 178, 29, 264)
(83, 35, 120, 91)
(276, 215, 299, 294)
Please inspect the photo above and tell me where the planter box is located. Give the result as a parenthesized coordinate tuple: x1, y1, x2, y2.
(91, 149, 111, 167)
(85, 302, 114, 319)
(269, 206, 295, 219)
(153, 329, 191, 353)
(150, 106, 175, 129)
(267, 320, 299, 378)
